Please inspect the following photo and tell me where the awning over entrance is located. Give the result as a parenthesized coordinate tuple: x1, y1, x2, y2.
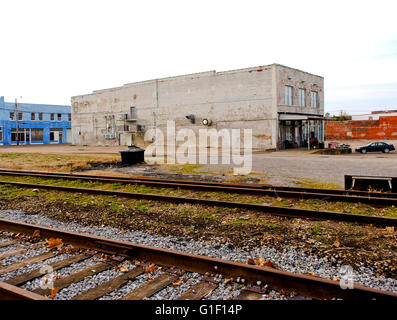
(278, 113, 325, 150)
(279, 114, 324, 121)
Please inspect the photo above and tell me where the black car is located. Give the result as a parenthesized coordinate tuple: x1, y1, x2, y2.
(355, 142, 395, 154)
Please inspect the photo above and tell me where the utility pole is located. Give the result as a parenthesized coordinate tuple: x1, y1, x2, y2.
(15, 98, 19, 146)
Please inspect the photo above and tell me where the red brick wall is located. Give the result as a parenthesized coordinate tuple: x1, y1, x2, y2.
(325, 116, 397, 140)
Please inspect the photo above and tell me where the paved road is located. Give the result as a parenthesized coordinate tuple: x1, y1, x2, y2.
(250, 151, 397, 187)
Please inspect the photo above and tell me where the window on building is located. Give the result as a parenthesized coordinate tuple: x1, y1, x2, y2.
(39, 113, 43, 121)
(68, 113, 71, 121)
(18, 112, 23, 120)
(31, 113, 36, 121)
(285, 86, 293, 105)
(50, 113, 55, 121)
(11, 129, 25, 142)
(50, 128, 62, 141)
(10, 112, 15, 120)
(0, 127, 2, 141)
(130, 106, 136, 119)
(31, 128, 44, 141)
(311, 91, 318, 108)
(299, 89, 306, 107)
(57, 113, 62, 121)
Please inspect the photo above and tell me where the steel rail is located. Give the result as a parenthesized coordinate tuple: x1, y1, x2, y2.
(0, 281, 49, 300)
(0, 180, 396, 227)
(0, 168, 396, 206)
(0, 218, 395, 300)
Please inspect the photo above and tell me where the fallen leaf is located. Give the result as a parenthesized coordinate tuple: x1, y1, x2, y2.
(172, 279, 182, 286)
(47, 238, 63, 249)
(263, 259, 277, 268)
(385, 226, 394, 232)
(247, 258, 255, 265)
(50, 288, 59, 299)
(120, 267, 129, 273)
(32, 230, 41, 238)
(256, 257, 264, 266)
(145, 264, 156, 273)
(223, 278, 232, 285)
(333, 239, 340, 248)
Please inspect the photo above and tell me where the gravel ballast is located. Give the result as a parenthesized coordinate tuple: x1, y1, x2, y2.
(0, 209, 396, 297)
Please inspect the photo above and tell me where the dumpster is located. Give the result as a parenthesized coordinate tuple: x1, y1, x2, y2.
(119, 145, 145, 165)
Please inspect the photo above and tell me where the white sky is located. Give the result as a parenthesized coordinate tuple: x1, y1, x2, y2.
(0, 0, 396, 115)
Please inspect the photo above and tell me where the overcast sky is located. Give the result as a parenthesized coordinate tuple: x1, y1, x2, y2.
(0, 0, 396, 115)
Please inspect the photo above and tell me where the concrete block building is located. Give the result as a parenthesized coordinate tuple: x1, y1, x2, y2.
(71, 64, 324, 150)
(0, 96, 71, 145)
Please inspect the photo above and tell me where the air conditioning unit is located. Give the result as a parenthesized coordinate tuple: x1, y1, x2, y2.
(104, 133, 116, 139)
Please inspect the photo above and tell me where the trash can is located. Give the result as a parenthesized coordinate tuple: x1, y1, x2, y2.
(119, 145, 145, 164)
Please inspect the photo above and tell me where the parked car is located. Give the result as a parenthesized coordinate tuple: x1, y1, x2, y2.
(355, 142, 395, 154)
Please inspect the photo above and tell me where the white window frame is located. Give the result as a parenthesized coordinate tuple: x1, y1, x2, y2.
(285, 86, 293, 105)
(299, 88, 306, 107)
(311, 91, 318, 108)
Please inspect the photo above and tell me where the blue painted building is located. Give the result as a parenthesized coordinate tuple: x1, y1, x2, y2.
(0, 96, 71, 145)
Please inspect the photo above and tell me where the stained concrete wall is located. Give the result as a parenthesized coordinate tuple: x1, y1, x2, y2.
(276, 65, 324, 116)
(71, 64, 323, 150)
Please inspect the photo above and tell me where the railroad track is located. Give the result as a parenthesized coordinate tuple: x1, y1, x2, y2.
(0, 169, 396, 227)
(0, 218, 396, 301)
(0, 168, 396, 206)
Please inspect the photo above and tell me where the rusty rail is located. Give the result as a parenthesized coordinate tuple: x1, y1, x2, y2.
(0, 180, 396, 227)
(0, 168, 396, 206)
(0, 218, 396, 300)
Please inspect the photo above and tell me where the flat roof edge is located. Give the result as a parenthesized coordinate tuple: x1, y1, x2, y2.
(72, 63, 323, 99)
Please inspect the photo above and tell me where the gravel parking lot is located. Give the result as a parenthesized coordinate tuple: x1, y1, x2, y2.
(1, 141, 396, 188)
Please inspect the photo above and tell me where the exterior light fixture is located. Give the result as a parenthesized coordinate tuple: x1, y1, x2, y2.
(185, 114, 195, 123)
(202, 118, 212, 126)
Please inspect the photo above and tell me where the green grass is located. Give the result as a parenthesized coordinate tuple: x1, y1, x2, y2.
(0, 152, 120, 171)
(290, 177, 341, 190)
(168, 164, 205, 174)
(309, 225, 327, 235)
(0, 174, 396, 218)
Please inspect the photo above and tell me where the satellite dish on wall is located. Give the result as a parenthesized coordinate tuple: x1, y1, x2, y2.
(202, 118, 212, 126)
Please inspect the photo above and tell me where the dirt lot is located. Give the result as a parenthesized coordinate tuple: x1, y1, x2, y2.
(0, 142, 396, 188)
